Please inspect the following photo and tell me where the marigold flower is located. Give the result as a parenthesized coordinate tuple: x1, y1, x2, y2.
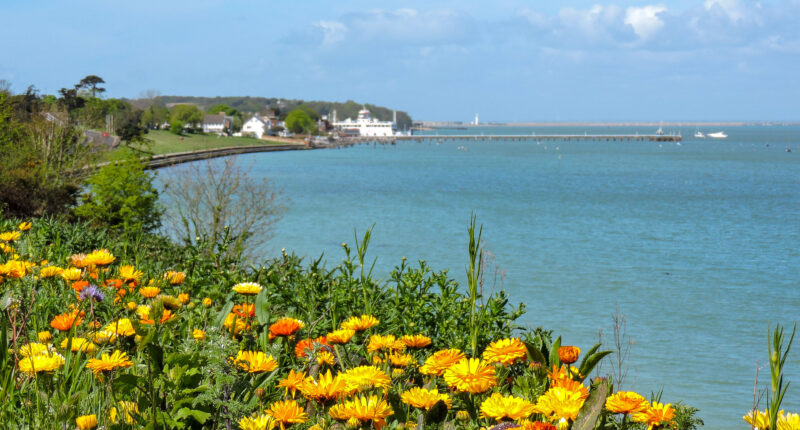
(270, 318, 305, 338)
(60, 337, 98, 354)
(605, 391, 649, 414)
(37, 331, 53, 343)
(61, 267, 83, 281)
(102, 318, 136, 337)
(223, 313, 250, 335)
(85, 249, 115, 266)
(388, 352, 415, 368)
(232, 282, 262, 295)
(126, 301, 138, 311)
(69, 254, 89, 268)
(139, 286, 161, 298)
(164, 270, 186, 285)
(17, 222, 32, 231)
(0, 243, 13, 254)
(400, 387, 452, 410)
(202, 297, 213, 307)
(265, 399, 308, 430)
(19, 342, 53, 357)
(71, 280, 90, 293)
(401, 334, 432, 348)
(233, 303, 255, 318)
(483, 338, 527, 365)
(104, 278, 124, 289)
(327, 329, 356, 344)
(633, 402, 675, 429)
(76, 414, 98, 429)
(109, 401, 138, 424)
(419, 348, 465, 376)
(50, 310, 83, 332)
(317, 350, 336, 366)
(342, 365, 392, 391)
(278, 369, 306, 399)
(299, 369, 354, 401)
(443, 358, 497, 394)
(86, 350, 134, 374)
(367, 334, 405, 354)
(340, 314, 379, 331)
(779, 411, 800, 430)
(239, 414, 276, 430)
(743, 409, 769, 429)
(480, 392, 536, 421)
(0, 231, 21, 242)
(295, 336, 329, 358)
(18, 352, 65, 374)
(192, 329, 206, 341)
(139, 308, 174, 325)
(533, 386, 586, 423)
(118, 265, 143, 282)
(178, 292, 190, 304)
(550, 378, 589, 400)
(329, 395, 393, 429)
(2, 260, 27, 278)
(558, 346, 581, 365)
(39, 266, 64, 278)
(233, 350, 278, 373)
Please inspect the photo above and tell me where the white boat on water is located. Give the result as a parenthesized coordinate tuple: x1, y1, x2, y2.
(694, 129, 705, 138)
(707, 131, 727, 139)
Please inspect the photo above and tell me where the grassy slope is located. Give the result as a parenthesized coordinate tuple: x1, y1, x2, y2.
(144, 130, 290, 155)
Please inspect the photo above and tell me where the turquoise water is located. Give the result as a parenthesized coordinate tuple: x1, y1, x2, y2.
(164, 126, 800, 428)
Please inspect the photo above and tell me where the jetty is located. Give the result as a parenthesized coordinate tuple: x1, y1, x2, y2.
(341, 134, 682, 145)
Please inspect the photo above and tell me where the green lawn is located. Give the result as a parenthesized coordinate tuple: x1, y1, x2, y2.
(141, 130, 293, 155)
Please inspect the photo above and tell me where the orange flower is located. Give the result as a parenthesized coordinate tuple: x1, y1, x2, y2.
(265, 400, 308, 430)
(326, 329, 356, 344)
(50, 310, 83, 332)
(482, 338, 527, 365)
(86, 350, 133, 374)
(419, 349, 466, 376)
(295, 336, 329, 358)
(367, 334, 405, 354)
(269, 318, 305, 338)
(178, 293, 190, 304)
(71, 280, 89, 293)
(104, 278, 124, 289)
(140, 309, 174, 325)
(401, 334, 432, 348)
(278, 369, 307, 399)
(165, 271, 186, 285)
(443, 358, 497, 394)
(139, 286, 161, 298)
(340, 315, 379, 331)
(70, 254, 89, 268)
(633, 402, 675, 429)
(605, 391, 649, 415)
(232, 303, 255, 318)
(558, 346, 581, 364)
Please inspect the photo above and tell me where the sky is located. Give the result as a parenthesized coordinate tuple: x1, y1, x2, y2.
(2, 0, 799, 122)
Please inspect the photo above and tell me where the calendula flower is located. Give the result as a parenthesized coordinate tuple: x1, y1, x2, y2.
(482, 338, 527, 365)
(118, 265, 142, 282)
(104, 279, 124, 289)
(605, 391, 649, 414)
(18, 352, 65, 374)
(400, 387, 452, 410)
(743, 409, 769, 429)
(233, 350, 278, 373)
(779, 411, 800, 430)
(61, 267, 82, 281)
(239, 414, 276, 430)
(202, 297, 213, 307)
(50, 310, 83, 332)
(75, 414, 98, 429)
(70, 254, 89, 268)
(17, 222, 32, 231)
(401, 334, 432, 348)
(340, 315, 379, 331)
(299, 369, 354, 402)
(109, 401, 138, 424)
(0, 243, 13, 254)
(71, 280, 89, 293)
(223, 313, 250, 335)
(265, 399, 308, 430)
(139, 308, 174, 325)
(367, 334, 405, 354)
(192, 329, 206, 341)
(278, 369, 306, 399)
(37, 331, 52, 343)
(19, 342, 53, 357)
(158, 294, 182, 310)
(633, 402, 674, 430)
(2, 260, 27, 278)
(39, 266, 64, 278)
(443, 358, 497, 394)
(269, 318, 305, 338)
(86, 350, 134, 374)
(327, 329, 356, 344)
(330, 395, 393, 429)
(294, 336, 329, 358)
(558, 346, 580, 365)
(102, 318, 136, 337)
(316, 350, 336, 366)
(550, 378, 588, 400)
(388, 352, 415, 368)
(139, 286, 161, 298)
(232, 282, 262, 295)
(126, 301, 138, 311)
(533, 386, 586, 423)
(60, 337, 98, 354)
(85, 249, 115, 266)
(0, 231, 21, 242)
(164, 270, 186, 285)
(419, 348, 466, 376)
(178, 293, 190, 304)
(480, 392, 536, 421)
(342, 365, 392, 391)
(233, 303, 255, 318)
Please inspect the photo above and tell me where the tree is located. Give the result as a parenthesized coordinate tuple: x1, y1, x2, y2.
(170, 104, 203, 130)
(77, 75, 106, 98)
(58, 87, 85, 114)
(284, 109, 314, 134)
(169, 120, 185, 135)
(115, 109, 150, 149)
(141, 105, 169, 129)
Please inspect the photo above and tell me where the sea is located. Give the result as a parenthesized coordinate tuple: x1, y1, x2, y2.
(161, 125, 800, 429)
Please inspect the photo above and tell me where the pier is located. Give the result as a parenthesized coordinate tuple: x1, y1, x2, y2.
(341, 134, 682, 145)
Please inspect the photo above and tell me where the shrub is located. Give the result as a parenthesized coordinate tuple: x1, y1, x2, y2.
(169, 120, 184, 135)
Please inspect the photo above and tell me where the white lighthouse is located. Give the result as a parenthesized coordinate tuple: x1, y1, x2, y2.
(473, 114, 479, 126)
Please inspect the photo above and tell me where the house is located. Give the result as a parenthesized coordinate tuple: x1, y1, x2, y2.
(241, 114, 272, 139)
(202, 112, 234, 135)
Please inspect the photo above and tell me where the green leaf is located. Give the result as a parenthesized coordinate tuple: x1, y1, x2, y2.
(425, 400, 449, 425)
(549, 336, 562, 367)
(578, 351, 613, 382)
(112, 374, 144, 396)
(175, 407, 211, 424)
(573, 378, 609, 430)
(215, 301, 235, 328)
(523, 341, 547, 366)
(255, 289, 270, 325)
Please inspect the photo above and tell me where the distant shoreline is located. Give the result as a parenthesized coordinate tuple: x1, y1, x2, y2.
(417, 121, 799, 127)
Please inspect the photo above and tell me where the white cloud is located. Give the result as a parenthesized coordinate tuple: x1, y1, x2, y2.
(625, 5, 667, 39)
(558, 5, 624, 41)
(313, 21, 348, 46)
(704, 0, 745, 22)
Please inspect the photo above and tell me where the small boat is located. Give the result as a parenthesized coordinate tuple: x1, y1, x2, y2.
(694, 129, 705, 138)
(707, 131, 727, 139)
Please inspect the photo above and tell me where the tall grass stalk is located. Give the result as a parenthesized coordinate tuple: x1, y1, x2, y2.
(767, 323, 796, 428)
(466, 213, 483, 356)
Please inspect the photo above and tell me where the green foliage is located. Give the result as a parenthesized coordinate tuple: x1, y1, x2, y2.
(169, 104, 203, 127)
(74, 149, 163, 234)
(284, 109, 314, 134)
(767, 323, 796, 428)
(672, 403, 705, 430)
(140, 105, 170, 129)
(169, 120, 185, 135)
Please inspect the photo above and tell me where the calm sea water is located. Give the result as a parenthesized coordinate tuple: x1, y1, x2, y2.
(162, 125, 800, 429)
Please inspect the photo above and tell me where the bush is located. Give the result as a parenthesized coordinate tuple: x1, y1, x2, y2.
(169, 120, 184, 135)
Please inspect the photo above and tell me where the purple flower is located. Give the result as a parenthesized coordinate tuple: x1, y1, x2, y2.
(80, 284, 105, 302)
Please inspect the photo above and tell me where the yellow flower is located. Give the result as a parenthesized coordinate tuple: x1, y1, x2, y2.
(85, 249, 115, 266)
(239, 413, 276, 430)
(19, 342, 53, 357)
(37, 331, 53, 343)
(178, 293, 190, 304)
(203, 297, 213, 307)
(223, 313, 249, 335)
(86, 350, 134, 374)
(1, 260, 27, 278)
(329, 395, 393, 429)
(443, 358, 497, 394)
(75, 414, 98, 429)
(265, 399, 308, 430)
(70, 254, 89, 268)
(482, 338, 527, 365)
(39, 266, 64, 278)
(232, 282, 262, 295)
(327, 329, 356, 344)
(401, 334, 432, 348)
(367, 334, 405, 353)
(342, 365, 392, 391)
(299, 369, 353, 402)
(139, 286, 161, 298)
(109, 401, 138, 424)
(18, 352, 65, 374)
(165, 270, 186, 285)
(316, 350, 336, 366)
(744, 409, 770, 429)
(126, 301, 138, 311)
(400, 387, 452, 410)
(192, 329, 206, 341)
(388, 352, 415, 368)
(278, 369, 306, 399)
(340, 315, 379, 331)
(633, 402, 675, 430)
(17, 222, 32, 231)
(480, 392, 536, 421)
(605, 391, 649, 414)
(0, 243, 13, 254)
(60, 337, 98, 354)
(0, 231, 21, 242)
(118, 265, 143, 282)
(61, 267, 83, 281)
(558, 346, 581, 365)
(779, 411, 800, 430)
(419, 348, 465, 376)
(102, 318, 136, 337)
(233, 350, 278, 373)
(533, 386, 587, 423)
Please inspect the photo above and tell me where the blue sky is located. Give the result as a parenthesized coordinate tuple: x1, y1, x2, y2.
(2, 0, 799, 121)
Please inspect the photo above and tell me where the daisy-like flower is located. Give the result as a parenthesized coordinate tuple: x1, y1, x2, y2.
(269, 318, 305, 338)
(50, 310, 83, 332)
(330, 395, 393, 429)
(0, 231, 21, 242)
(400, 387, 452, 410)
(118, 265, 143, 283)
(75, 414, 98, 429)
(533, 386, 586, 423)
(340, 315, 379, 331)
(139, 308, 174, 325)
(480, 392, 536, 421)
(558, 346, 581, 365)
(223, 313, 250, 335)
(85, 249, 115, 266)
(443, 358, 497, 394)
(605, 391, 649, 415)
(294, 336, 329, 358)
(742, 410, 768, 429)
(164, 270, 186, 285)
(388, 352, 415, 368)
(37, 331, 53, 343)
(401, 334, 432, 348)
(233, 350, 278, 373)
(69, 254, 89, 268)
(60, 337, 98, 354)
(17, 222, 32, 231)
(550, 378, 589, 401)
(109, 401, 138, 424)
(633, 402, 675, 430)
(39, 266, 64, 278)
(342, 365, 392, 391)
(202, 297, 213, 307)
(19, 342, 53, 357)
(233, 303, 255, 318)
(779, 411, 800, 429)
(192, 329, 206, 341)
(178, 293, 190, 304)
(139, 286, 161, 298)
(18, 352, 65, 375)
(299, 369, 354, 402)
(327, 329, 356, 344)
(278, 369, 306, 399)
(61, 267, 83, 281)
(102, 318, 137, 337)
(86, 350, 134, 374)
(316, 350, 336, 366)
(265, 399, 308, 430)
(0, 243, 13, 254)
(1, 260, 27, 278)
(238, 414, 275, 430)
(419, 348, 465, 376)
(232, 282, 262, 295)
(367, 334, 405, 354)
(482, 338, 527, 365)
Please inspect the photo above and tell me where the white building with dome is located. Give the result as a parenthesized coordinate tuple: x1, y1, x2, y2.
(332, 108, 397, 137)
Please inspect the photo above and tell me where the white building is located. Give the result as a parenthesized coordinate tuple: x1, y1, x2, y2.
(202, 112, 234, 135)
(241, 114, 272, 139)
(332, 108, 396, 137)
